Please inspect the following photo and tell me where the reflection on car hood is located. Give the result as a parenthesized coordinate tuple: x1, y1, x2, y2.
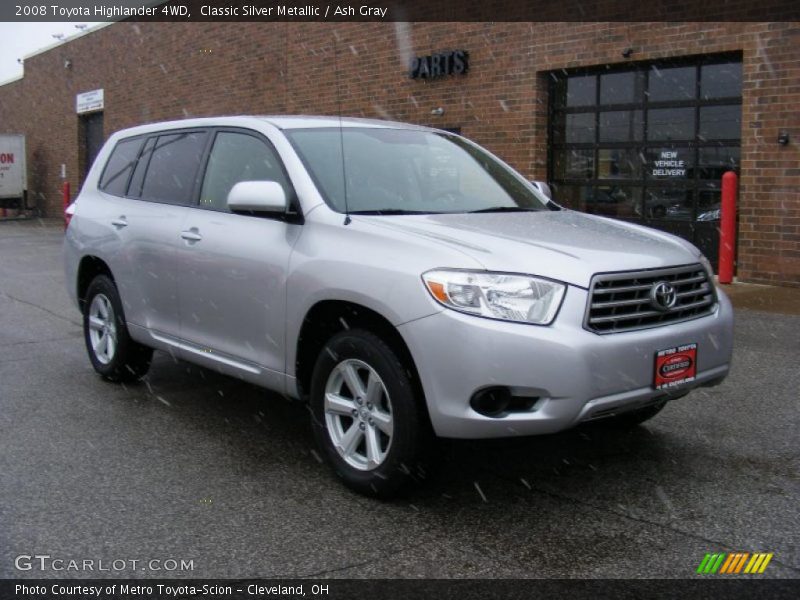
(355, 210, 699, 288)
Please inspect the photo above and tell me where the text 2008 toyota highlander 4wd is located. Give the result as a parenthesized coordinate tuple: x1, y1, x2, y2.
(64, 116, 733, 496)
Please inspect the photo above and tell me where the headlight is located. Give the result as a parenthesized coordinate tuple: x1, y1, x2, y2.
(422, 270, 566, 325)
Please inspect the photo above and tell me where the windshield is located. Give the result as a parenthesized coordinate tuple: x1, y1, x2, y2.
(285, 127, 551, 214)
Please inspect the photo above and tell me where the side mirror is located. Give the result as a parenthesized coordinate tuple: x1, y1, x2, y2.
(227, 181, 287, 214)
(530, 180, 552, 200)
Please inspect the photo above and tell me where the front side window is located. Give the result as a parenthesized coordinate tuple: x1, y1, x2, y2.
(140, 132, 207, 205)
(286, 128, 550, 214)
(199, 132, 289, 211)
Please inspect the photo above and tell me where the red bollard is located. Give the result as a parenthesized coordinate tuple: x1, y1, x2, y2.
(62, 180, 71, 230)
(718, 171, 738, 284)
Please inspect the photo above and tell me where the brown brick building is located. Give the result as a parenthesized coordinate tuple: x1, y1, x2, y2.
(0, 21, 798, 285)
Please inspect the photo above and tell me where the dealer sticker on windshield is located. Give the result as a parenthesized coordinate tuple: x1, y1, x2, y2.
(654, 343, 697, 390)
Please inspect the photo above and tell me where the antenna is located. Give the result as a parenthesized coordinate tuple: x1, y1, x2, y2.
(334, 32, 350, 225)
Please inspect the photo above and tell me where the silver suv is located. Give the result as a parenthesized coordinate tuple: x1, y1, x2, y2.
(64, 116, 733, 496)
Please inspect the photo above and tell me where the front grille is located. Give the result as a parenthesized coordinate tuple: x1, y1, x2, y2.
(585, 263, 716, 334)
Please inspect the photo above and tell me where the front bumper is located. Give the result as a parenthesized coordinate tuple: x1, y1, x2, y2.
(399, 285, 733, 438)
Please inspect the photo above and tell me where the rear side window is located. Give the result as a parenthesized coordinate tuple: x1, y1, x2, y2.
(199, 132, 290, 211)
(99, 138, 144, 197)
(140, 132, 207, 205)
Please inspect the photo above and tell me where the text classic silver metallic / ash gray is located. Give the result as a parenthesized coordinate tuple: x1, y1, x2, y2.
(64, 116, 734, 496)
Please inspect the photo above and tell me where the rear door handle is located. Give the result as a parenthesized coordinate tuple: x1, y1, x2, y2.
(111, 217, 128, 229)
(180, 229, 202, 242)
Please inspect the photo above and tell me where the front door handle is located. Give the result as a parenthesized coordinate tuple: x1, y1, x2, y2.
(111, 217, 128, 229)
(180, 229, 203, 242)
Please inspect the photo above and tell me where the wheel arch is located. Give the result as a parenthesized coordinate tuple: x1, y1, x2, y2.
(76, 255, 115, 311)
(294, 300, 428, 418)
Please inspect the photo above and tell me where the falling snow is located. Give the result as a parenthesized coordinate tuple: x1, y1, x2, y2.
(474, 481, 488, 503)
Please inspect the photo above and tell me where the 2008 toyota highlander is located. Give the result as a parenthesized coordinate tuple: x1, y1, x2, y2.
(64, 116, 734, 496)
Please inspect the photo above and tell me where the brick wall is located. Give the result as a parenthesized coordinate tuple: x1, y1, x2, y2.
(0, 21, 797, 285)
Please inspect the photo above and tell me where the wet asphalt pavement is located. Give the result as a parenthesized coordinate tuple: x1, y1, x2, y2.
(1, 219, 798, 579)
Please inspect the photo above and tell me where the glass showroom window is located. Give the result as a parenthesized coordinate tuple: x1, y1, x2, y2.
(549, 56, 741, 264)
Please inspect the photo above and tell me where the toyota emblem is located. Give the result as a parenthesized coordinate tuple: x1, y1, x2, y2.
(650, 281, 677, 311)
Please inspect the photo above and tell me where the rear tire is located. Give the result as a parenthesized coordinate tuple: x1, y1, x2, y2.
(83, 275, 152, 383)
(310, 329, 433, 497)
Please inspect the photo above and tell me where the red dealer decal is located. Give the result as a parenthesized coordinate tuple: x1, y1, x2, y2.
(654, 343, 697, 390)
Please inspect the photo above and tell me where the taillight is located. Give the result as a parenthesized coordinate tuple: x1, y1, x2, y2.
(64, 203, 76, 229)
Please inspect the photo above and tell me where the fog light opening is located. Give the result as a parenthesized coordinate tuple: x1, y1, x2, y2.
(506, 395, 539, 412)
(470, 387, 511, 417)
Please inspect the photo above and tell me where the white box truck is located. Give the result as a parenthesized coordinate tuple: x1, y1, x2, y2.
(0, 134, 26, 217)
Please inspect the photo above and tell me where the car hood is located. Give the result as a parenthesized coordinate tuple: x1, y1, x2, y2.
(354, 210, 701, 288)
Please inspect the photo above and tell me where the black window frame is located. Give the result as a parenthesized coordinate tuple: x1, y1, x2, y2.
(548, 53, 742, 225)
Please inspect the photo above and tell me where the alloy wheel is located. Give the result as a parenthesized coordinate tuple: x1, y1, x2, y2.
(324, 358, 394, 471)
(87, 293, 117, 365)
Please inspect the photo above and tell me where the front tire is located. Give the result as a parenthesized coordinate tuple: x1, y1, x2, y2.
(310, 329, 432, 497)
(83, 275, 152, 382)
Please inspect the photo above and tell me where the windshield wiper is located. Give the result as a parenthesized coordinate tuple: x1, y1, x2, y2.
(467, 206, 538, 213)
(348, 209, 432, 215)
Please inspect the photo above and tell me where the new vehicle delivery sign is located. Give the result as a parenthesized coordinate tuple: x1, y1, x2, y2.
(0, 135, 26, 199)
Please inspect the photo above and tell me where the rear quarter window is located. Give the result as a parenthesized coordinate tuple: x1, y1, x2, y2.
(98, 138, 144, 196)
